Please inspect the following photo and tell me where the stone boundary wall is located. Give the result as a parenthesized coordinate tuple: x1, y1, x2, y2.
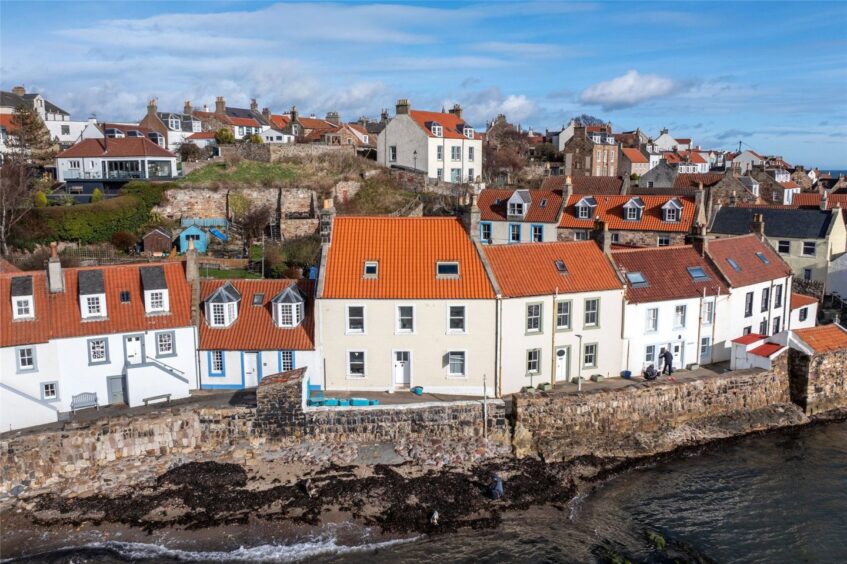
(513, 357, 791, 460)
(789, 348, 847, 415)
(155, 186, 314, 221)
(270, 144, 355, 162)
(220, 143, 272, 163)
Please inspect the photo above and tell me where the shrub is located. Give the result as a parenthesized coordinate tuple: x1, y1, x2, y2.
(34, 191, 48, 207)
(247, 133, 263, 144)
(111, 230, 137, 252)
(215, 128, 235, 145)
(283, 234, 321, 267)
(90, 188, 104, 203)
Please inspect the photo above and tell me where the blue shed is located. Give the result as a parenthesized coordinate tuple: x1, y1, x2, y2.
(178, 225, 208, 253)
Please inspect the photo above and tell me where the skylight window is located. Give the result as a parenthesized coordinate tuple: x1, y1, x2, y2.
(756, 251, 770, 265)
(120, 291, 131, 303)
(687, 266, 708, 281)
(555, 260, 568, 274)
(436, 261, 460, 278)
(363, 261, 379, 278)
(540, 198, 548, 208)
(252, 293, 264, 306)
(727, 258, 742, 272)
(626, 272, 648, 287)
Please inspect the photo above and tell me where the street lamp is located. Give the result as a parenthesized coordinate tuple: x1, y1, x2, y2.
(412, 150, 418, 171)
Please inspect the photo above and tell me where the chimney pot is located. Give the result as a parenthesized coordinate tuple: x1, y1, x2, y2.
(183, 100, 193, 115)
(147, 98, 158, 116)
(215, 96, 226, 114)
(250, 98, 258, 112)
(396, 98, 410, 115)
(11, 86, 25, 96)
(47, 242, 64, 293)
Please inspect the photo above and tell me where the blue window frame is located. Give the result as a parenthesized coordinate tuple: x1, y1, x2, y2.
(480, 222, 492, 244)
(508, 223, 521, 243)
(531, 224, 544, 242)
(208, 350, 225, 377)
(279, 350, 296, 372)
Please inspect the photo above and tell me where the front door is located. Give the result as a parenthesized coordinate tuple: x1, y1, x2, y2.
(394, 351, 411, 386)
(671, 342, 683, 369)
(700, 337, 711, 365)
(243, 352, 259, 387)
(555, 347, 568, 383)
(125, 336, 143, 365)
(107, 376, 126, 405)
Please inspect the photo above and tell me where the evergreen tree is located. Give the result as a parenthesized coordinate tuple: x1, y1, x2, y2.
(8, 104, 57, 168)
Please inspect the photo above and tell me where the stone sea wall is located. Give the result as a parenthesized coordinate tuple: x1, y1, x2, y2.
(789, 348, 847, 415)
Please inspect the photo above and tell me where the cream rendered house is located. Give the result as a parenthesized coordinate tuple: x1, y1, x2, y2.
(484, 240, 625, 395)
(316, 212, 497, 396)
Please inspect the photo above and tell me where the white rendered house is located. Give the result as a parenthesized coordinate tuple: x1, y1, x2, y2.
(55, 137, 178, 181)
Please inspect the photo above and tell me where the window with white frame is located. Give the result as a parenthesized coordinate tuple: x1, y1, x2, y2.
(646, 307, 658, 332)
(347, 306, 365, 333)
(700, 337, 711, 358)
(465, 127, 474, 139)
(703, 301, 714, 324)
(389, 146, 397, 162)
(468, 147, 475, 161)
(799, 307, 808, 322)
(526, 303, 542, 332)
(583, 343, 597, 367)
(658, 236, 671, 247)
(211, 351, 224, 374)
(447, 351, 466, 377)
(156, 332, 174, 356)
(280, 351, 294, 372)
(674, 305, 687, 328)
(509, 224, 521, 242)
(169, 117, 181, 130)
(577, 206, 590, 219)
(448, 305, 466, 332)
(348, 351, 366, 377)
(436, 262, 460, 278)
(625, 207, 639, 221)
(584, 298, 599, 327)
(526, 349, 540, 374)
(761, 288, 770, 312)
(468, 168, 474, 182)
(664, 208, 679, 222)
(278, 303, 301, 327)
(436, 145, 443, 161)
(645, 345, 655, 363)
(41, 382, 58, 400)
(17, 347, 35, 371)
(88, 338, 107, 363)
(772, 316, 781, 334)
(556, 301, 571, 330)
(211, 303, 226, 326)
(432, 125, 443, 137)
(397, 306, 414, 333)
(574, 231, 589, 241)
(86, 296, 102, 316)
(437, 168, 443, 181)
(451, 146, 461, 160)
(532, 225, 543, 242)
(774, 285, 783, 308)
(802, 241, 816, 256)
(227, 302, 237, 322)
(480, 223, 492, 243)
(149, 291, 165, 311)
(13, 297, 33, 319)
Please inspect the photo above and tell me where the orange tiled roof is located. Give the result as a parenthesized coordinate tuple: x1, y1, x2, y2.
(612, 245, 728, 303)
(298, 116, 335, 131)
(57, 138, 175, 159)
(792, 193, 847, 208)
(199, 279, 314, 351)
(540, 176, 624, 195)
(560, 194, 695, 232)
(0, 262, 192, 347)
(733, 333, 767, 345)
(228, 116, 261, 127)
(706, 234, 791, 287)
(188, 131, 217, 139)
(621, 148, 647, 164)
(780, 180, 800, 189)
(674, 173, 724, 189)
(791, 293, 818, 310)
(750, 342, 783, 357)
(484, 241, 622, 298)
(408, 109, 479, 140)
(321, 217, 494, 299)
(477, 188, 563, 223)
(0, 114, 16, 132)
(270, 114, 290, 129)
(793, 324, 847, 353)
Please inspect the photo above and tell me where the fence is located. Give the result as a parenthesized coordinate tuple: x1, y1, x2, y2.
(181, 218, 229, 228)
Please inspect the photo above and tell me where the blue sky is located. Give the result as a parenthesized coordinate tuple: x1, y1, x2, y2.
(2, 1, 846, 167)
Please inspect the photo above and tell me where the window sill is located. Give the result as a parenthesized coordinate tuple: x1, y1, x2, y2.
(345, 331, 367, 336)
(156, 352, 178, 359)
(446, 374, 467, 379)
(346, 374, 367, 379)
(208, 373, 226, 378)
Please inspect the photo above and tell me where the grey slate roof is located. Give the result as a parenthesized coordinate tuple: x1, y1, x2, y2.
(24, 93, 69, 116)
(0, 90, 69, 115)
(206, 282, 242, 304)
(710, 207, 834, 239)
(78, 270, 105, 294)
(10, 276, 33, 297)
(140, 266, 168, 291)
(156, 112, 199, 132)
(512, 190, 532, 204)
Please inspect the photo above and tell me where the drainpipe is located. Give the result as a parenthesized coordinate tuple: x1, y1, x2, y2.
(710, 287, 719, 364)
(496, 295, 503, 397)
(550, 289, 558, 385)
(696, 288, 705, 366)
(767, 278, 775, 335)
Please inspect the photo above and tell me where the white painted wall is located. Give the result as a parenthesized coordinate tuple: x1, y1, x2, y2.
(721, 277, 792, 358)
(199, 349, 318, 389)
(480, 220, 559, 245)
(45, 119, 92, 147)
(789, 302, 818, 330)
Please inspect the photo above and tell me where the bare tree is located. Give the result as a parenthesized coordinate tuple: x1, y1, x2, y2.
(0, 152, 35, 255)
(240, 205, 271, 246)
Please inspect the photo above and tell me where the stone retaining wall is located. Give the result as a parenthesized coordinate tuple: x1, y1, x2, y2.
(155, 186, 314, 220)
(513, 357, 792, 460)
(270, 144, 355, 161)
(789, 348, 847, 415)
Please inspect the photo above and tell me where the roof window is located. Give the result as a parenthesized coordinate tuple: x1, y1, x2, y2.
(540, 198, 548, 208)
(120, 291, 131, 303)
(436, 261, 460, 279)
(252, 293, 265, 306)
(756, 251, 770, 265)
(687, 266, 709, 281)
(363, 261, 378, 279)
(626, 271, 648, 288)
(727, 258, 742, 272)
(555, 260, 568, 274)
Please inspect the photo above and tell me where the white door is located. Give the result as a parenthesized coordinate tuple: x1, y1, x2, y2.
(394, 351, 410, 386)
(672, 342, 683, 368)
(243, 352, 259, 386)
(700, 337, 711, 364)
(555, 348, 568, 382)
(125, 336, 143, 365)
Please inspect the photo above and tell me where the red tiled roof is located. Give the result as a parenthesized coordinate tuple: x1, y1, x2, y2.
(228, 116, 261, 127)
(560, 195, 695, 233)
(621, 148, 648, 164)
(793, 324, 847, 353)
(540, 175, 625, 195)
(270, 114, 290, 129)
(188, 131, 217, 140)
(0, 262, 192, 347)
(612, 245, 728, 303)
(477, 188, 563, 223)
(57, 137, 175, 159)
(484, 241, 622, 298)
(322, 217, 494, 300)
(791, 293, 818, 310)
(199, 279, 314, 351)
(674, 173, 724, 189)
(733, 333, 766, 345)
(792, 193, 847, 209)
(675, 138, 691, 145)
(706, 234, 791, 287)
(750, 343, 783, 357)
(298, 116, 335, 131)
(0, 257, 20, 273)
(0, 114, 18, 133)
(780, 180, 800, 189)
(408, 109, 479, 140)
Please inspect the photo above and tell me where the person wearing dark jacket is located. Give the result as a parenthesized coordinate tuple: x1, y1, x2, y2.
(662, 349, 674, 375)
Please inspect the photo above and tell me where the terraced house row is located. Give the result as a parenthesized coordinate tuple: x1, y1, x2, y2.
(0, 209, 819, 431)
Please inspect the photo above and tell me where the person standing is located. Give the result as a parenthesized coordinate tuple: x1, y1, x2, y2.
(662, 348, 674, 375)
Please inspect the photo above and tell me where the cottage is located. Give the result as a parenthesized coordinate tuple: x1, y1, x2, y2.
(55, 137, 177, 182)
(474, 188, 565, 244)
(790, 293, 818, 330)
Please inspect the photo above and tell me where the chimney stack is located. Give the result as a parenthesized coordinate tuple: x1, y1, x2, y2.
(185, 239, 200, 325)
(380, 108, 389, 123)
(147, 98, 158, 117)
(326, 111, 340, 126)
(821, 190, 829, 211)
(751, 212, 765, 239)
(290, 105, 298, 123)
(250, 98, 258, 113)
(11, 86, 25, 97)
(47, 242, 64, 293)
(320, 199, 336, 245)
(183, 100, 193, 115)
(215, 96, 226, 114)
(592, 219, 612, 255)
(449, 103, 462, 119)
(564, 175, 574, 200)
(691, 224, 709, 257)
(468, 194, 480, 239)
(262, 107, 271, 122)
(395, 98, 410, 115)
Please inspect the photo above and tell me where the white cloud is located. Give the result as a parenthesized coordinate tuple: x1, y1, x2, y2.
(455, 88, 537, 126)
(579, 70, 683, 110)
(471, 41, 572, 58)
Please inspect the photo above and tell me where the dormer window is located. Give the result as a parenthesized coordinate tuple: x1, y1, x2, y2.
(271, 285, 306, 328)
(508, 191, 531, 218)
(436, 261, 460, 279)
(623, 197, 645, 221)
(363, 261, 379, 279)
(169, 117, 181, 131)
(575, 196, 597, 220)
(86, 296, 103, 316)
(192, 121, 201, 132)
(464, 126, 474, 139)
(205, 282, 241, 327)
(662, 198, 683, 222)
(508, 202, 524, 216)
(11, 276, 34, 320)
(141, 266, 169, 314)
(430, 123, 443, 137)
(79, 270, 107, 319)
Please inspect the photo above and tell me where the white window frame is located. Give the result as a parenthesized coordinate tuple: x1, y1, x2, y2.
(16, 346, 36, 372)
(645, 345, 656, 364)
(88, 338, 108, 364)
(577, 206, 590, 219)
(526, 303, 542, 333)
(436, 261, 460, 279)
(674, 304, 687, 328)
(211, 303, 226, 327)
(156, 331, 175, 357)
(346, 305, 366, 334)
(556, 300, 571, 330)
(149, 291, 165, 312)
(210, 350, 224, 374)
(436, 145, 443, 161)
(446, 350, 467, 378)
(526, 349, 540, 374)
(468, 146, 475, 161)
(280, 350, 294, 372)
(646, 307, 658, 332)
(447, 305, 466, 334)
(802, 241, 816, 257)
(41, 381, 58, 401)
(584, 298, 599, 328)
(657, 236, 671, 247)
(432, 125, 443, 137)
(347, 350, 366, 378)
(625, 207, 639, 221)
(396, 304, 415, 334)
(86, 296, 102, 316)
(451, 146, 461, 161)
(583, 343, 598, 368)
(703, 301, 714, 325)
(664, 208, 679, 222)
(13, 296, 34, 319)
(389, 145, 397, 162)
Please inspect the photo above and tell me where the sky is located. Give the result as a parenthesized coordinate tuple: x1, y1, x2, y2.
(2, 1, 846, 167)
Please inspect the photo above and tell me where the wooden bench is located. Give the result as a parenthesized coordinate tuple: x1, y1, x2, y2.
(142, 393, 171, 406)
(71, 392, 99, 413)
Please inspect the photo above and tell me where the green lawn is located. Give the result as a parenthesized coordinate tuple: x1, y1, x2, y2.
(201, 267, 262, 279)
(179, 161, 298, 184)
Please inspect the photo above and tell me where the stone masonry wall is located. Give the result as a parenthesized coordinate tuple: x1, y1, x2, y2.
(513, 357, 791, 461)
(270, 144, 355, 162)
(789, 348, 847, 415)
(155, 186, 314, 220)
(557, 227, 686, 246)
